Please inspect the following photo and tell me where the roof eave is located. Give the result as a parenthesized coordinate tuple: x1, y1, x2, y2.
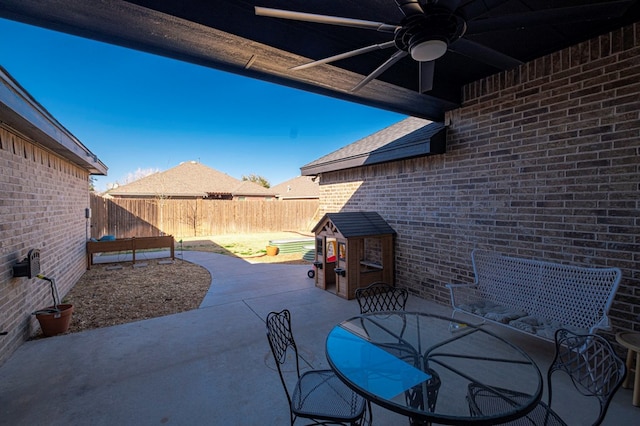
(0, 66, 107, 175)
(276, 195, 319, 199)
(301, 125, 447, 176)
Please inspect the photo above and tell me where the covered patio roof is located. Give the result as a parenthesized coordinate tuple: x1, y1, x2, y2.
(1, 1, 638, 122)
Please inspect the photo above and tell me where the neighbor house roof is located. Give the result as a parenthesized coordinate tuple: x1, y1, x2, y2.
(108, 161, 274, 198)
(271, 176, 319, 200)
(220, 179, 276, 197)
(301, 117, 446, 176)
(312, 212, 396, 238)
(0, 66, 106, 175)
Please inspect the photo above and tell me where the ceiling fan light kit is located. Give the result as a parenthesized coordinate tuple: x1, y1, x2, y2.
(409, 39, 447, 61)
(398, 8, 466, 61)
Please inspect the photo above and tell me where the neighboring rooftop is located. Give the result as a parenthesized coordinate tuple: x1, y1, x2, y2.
(301, 117, 446, 176)
(270, 176, 319, 200)
(107, 161, 275, 198)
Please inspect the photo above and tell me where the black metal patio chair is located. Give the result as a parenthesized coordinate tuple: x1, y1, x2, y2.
(265, 309, 369, 425)
(354, 283, 437, 421)
(466, 328, 626, 425)
(355, 282, 408, 314)
(354, 281, 410, 358)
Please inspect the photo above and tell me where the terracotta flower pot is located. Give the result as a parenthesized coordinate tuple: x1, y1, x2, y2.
(266, 246, 279, 256)
(34, 304, 74, 337)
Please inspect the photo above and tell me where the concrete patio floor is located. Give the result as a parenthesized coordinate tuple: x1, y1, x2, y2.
(0, 251, 637, 425)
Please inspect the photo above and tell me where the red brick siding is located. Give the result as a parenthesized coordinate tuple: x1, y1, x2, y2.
(0, 126, 89, 365)
(319, 23, 640, 336)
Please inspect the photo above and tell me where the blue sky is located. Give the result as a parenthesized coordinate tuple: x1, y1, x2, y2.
(0, 18, 406, 191)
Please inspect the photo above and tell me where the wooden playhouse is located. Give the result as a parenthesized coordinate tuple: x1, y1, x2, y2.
(311, 212, 396, 300)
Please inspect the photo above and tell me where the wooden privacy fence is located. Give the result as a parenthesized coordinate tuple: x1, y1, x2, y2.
(90, 194, 320, 238)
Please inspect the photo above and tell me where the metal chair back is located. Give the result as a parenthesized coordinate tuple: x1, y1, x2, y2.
(548, 329, 626, 426)
(265, 309, 369, 425)
(466, 328, 626, 426)
(266, 309, 299, 410)
(355, 282, 408, 314)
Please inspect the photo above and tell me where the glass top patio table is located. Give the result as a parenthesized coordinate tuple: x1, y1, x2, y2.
(326, 312, 543, 425)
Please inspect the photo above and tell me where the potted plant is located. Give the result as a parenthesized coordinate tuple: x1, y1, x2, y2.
(32, 274, 73, 337)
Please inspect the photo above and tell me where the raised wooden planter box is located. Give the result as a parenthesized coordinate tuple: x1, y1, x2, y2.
(86, 236, 175, 269)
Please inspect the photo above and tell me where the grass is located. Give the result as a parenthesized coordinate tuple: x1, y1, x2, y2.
(177, 231, 313, 258)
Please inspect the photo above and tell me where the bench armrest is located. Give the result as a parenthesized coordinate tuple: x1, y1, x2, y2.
(446, 282, 478, 310)
(445, 283, 476, 289)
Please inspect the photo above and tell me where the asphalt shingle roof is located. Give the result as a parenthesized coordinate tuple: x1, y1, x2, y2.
(108, 161, 274, 197)
(270, 176, 319, 199)
(301, 117, 446, 175)
(312, 212, 396, 238)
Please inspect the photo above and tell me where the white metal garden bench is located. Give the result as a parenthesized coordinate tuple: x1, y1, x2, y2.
(446, 249, 622, 341)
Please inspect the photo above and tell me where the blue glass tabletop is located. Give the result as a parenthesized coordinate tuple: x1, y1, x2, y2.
(326, 312, 542, 425)
(327, 326, 432, 400)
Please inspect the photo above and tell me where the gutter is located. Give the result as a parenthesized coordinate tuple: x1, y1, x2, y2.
(0, 66, 107, 175)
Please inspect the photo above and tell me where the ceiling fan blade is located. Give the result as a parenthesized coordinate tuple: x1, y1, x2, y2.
(351, 50, 408, 92)
(447, 0, 469, 11)
(291, 41, 396, 71)
(449, 38, 522, 70)
(419, 61, 435, 93)
(394, 0, 425, 17)
(466, 1, 633, 35)
(255, 6, 399, 33)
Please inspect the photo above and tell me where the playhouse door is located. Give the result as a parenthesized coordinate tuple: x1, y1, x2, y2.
(324, 239, 337, 288)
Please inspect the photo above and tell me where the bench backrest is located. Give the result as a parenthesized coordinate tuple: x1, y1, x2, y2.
(471, 250, 622, 332)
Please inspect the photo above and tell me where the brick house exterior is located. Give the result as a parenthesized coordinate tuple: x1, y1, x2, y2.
(304, 24, 639, 337)
(0, 67, 106, 364)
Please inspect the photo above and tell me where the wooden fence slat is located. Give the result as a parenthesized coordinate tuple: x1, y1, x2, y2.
(89, 193, 319, 238)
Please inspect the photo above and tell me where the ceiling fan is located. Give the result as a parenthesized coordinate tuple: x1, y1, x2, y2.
(255, 0, 633, 93)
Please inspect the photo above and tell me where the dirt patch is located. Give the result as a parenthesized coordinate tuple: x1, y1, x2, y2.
(63, 258, 211, 334)
(47, 232, 313, 337)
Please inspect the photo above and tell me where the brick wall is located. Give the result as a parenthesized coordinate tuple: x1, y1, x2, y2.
(319, 23, 640, 337)
(0, 126, 90, 365)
